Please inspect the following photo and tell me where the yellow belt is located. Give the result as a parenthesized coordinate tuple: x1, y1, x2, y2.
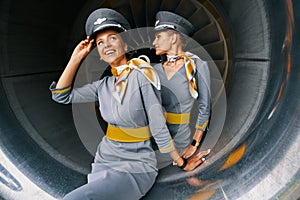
(106, 125, 151, 142)
(165, 112, 190, 124)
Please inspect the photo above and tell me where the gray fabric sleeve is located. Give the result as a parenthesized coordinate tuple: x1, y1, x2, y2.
(49, 81, 101, 104)
(137, 73, 175, 153)
(195, 59, 211, 130)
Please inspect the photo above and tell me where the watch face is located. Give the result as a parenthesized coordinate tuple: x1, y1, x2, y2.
(191, 139, 200, 147)
(191, 139, 196, 146)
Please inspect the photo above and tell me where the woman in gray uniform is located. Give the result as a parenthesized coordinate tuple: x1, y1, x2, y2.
(152, 11, 211, 168)
(50, 8, 203, 200)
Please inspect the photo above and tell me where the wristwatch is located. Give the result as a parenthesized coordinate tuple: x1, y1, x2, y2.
(191, 139, 200, 147)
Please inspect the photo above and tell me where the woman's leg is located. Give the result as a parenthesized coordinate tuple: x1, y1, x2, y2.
(63, 170, 157, 200)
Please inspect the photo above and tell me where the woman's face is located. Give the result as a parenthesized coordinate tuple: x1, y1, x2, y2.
(152, 30, 174, 55)
(95, 29, 128, 67)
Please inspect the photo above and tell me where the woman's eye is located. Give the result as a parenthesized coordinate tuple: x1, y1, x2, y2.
(97, 41, 104, 46)
(110, 36, 117, 41)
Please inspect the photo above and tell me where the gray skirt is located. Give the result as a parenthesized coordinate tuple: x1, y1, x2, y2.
(63, 137, 158, 200)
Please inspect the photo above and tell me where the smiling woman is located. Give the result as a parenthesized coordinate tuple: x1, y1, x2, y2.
(50, 8, 162, 200)
(95, 30, 128, 67)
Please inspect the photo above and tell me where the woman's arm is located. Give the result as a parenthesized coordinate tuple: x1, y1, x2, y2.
(50, 81, 100, 104)
(138, 74, 203, 171)
(181, 60, 211, 159)
(194, 60, 211, 131)
(50, 37, 100, 104)
(56, 37, 94, 88)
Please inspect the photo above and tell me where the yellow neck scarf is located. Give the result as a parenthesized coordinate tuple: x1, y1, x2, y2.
(112, 58, 160, 104)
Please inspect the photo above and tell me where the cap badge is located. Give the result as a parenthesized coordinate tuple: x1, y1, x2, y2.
(94, 18, 107, 25)
(155, 20, 160, 26)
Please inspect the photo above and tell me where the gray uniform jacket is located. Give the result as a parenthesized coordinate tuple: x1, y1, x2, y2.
(50, 68, 174, 166)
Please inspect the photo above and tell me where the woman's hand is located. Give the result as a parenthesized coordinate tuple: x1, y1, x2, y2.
(182, 149, 211, 171)
(56, 36, 94, 88)
(181, 129, 205, 159)
(180, 145, 198, 159)
(71, 36, 94, 61)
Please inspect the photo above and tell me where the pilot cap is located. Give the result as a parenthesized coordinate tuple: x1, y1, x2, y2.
(85, 8, 131, 38)
(154, 11, 194, 36)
